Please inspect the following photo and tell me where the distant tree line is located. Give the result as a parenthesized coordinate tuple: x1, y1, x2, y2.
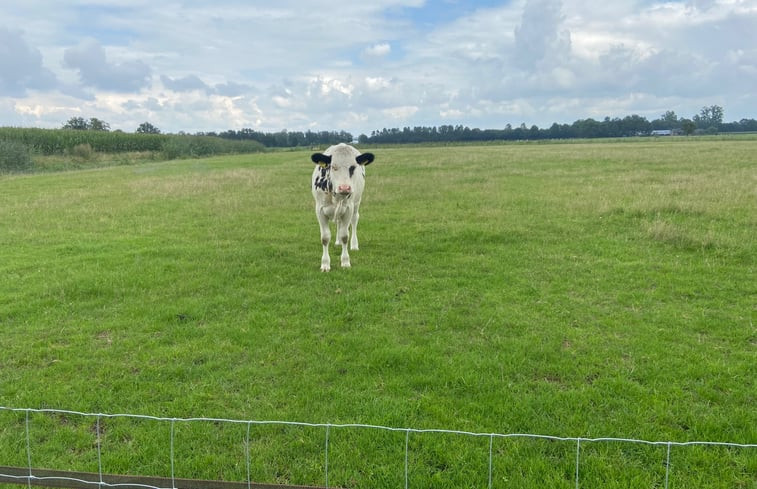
(61, 117, 354, 147)
(359, 106, 757, 144)
(209, 128, 354, 147)
(62, 117, 111, 132)
(63, 117, 162, 135)
(58, 105, 756, 148)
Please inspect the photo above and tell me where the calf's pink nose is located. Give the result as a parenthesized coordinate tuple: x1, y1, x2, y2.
(337, 184, 352, 193)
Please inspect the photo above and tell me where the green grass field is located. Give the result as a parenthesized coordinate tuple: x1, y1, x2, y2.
(1, 138, 755, 488)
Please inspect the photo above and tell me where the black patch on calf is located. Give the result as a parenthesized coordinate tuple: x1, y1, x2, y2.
(349, 165, 356, 177)
(312, 155, 333, 192)
(314, 174, 333, 192)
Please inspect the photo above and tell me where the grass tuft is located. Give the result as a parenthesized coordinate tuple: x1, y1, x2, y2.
(645, 219, 717, 250)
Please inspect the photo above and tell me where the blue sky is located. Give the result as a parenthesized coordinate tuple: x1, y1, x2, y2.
(389, 0, 508, 28)
(1, 0, 756, 134)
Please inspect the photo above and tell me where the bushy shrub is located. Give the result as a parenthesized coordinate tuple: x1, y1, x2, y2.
(0, 139, 34, 173)
(67, 143, 95, 160)
(161, 136, 197, 159)
(161, 135, 265, 159)
(162, 135, 224, 159)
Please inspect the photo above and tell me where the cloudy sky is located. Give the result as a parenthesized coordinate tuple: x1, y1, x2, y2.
(1, 0, 756, 135)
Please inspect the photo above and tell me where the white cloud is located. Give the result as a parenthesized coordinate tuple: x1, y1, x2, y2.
(383, 105, 419, 119)
(0, 0, 756, 133)
(15, 101, 72, 120)
(365, 77, 392, 90)
(308, 76, 354, 98)
(363, 43, 392, 58)
(272, 95, 293, 109)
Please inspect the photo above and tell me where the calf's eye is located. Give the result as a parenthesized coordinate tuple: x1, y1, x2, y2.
(349, 166, 356, 177)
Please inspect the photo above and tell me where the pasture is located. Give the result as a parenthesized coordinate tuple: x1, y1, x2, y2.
(1, 138, 755, 488)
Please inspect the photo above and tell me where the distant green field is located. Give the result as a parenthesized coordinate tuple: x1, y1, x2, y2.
(1, 138, 755, 488)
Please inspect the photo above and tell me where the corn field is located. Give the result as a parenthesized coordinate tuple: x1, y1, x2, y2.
(0, 127, 169, 154)
(0, 128, 267, 173)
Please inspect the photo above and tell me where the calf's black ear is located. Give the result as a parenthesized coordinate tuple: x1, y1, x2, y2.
(356, 152, 374, 165)
(311, 153, 331, 166)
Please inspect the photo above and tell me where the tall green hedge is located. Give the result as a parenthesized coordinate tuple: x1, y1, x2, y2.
(0, 128, 265, 158)
(0, 127, 167, 154)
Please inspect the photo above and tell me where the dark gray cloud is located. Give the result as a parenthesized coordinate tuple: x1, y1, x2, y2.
(160, 75, 253, 97)
(63, 38, 151, 92)
(161, 74, 211, 93)
(0, 27, 58, 96)
(214, 81, 254, 97)
(512, 0, 571, 71)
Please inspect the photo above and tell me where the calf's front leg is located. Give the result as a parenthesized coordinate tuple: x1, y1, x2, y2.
(317, 211, 331, 272)
(337, 208, 353, 268)
(349, 208, 360, 250)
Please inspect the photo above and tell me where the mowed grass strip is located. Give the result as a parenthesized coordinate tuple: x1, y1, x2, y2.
(1, 139, 755, 488)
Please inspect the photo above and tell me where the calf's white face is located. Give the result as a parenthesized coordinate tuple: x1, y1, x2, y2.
(311, 145, 373, 198)
(310, 143, 375, 271)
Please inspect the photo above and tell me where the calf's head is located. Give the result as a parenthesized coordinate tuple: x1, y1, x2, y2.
(311, 149, 374, 196)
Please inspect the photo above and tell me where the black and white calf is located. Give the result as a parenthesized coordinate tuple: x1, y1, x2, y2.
(310, 143, 375, 272)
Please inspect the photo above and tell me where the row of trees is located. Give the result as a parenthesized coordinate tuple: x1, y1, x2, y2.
(209, 105, 751, 146)
(208, 129, 354, 148)
(61, 106, 756, 148)
(62, 117, 352, 147)
(63, 117, 161, 134)
(360, 106, 757, 144)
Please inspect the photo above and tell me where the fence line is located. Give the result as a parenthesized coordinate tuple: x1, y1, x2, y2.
(0, 466, 323, 489)
(2, 406, 755, 489)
